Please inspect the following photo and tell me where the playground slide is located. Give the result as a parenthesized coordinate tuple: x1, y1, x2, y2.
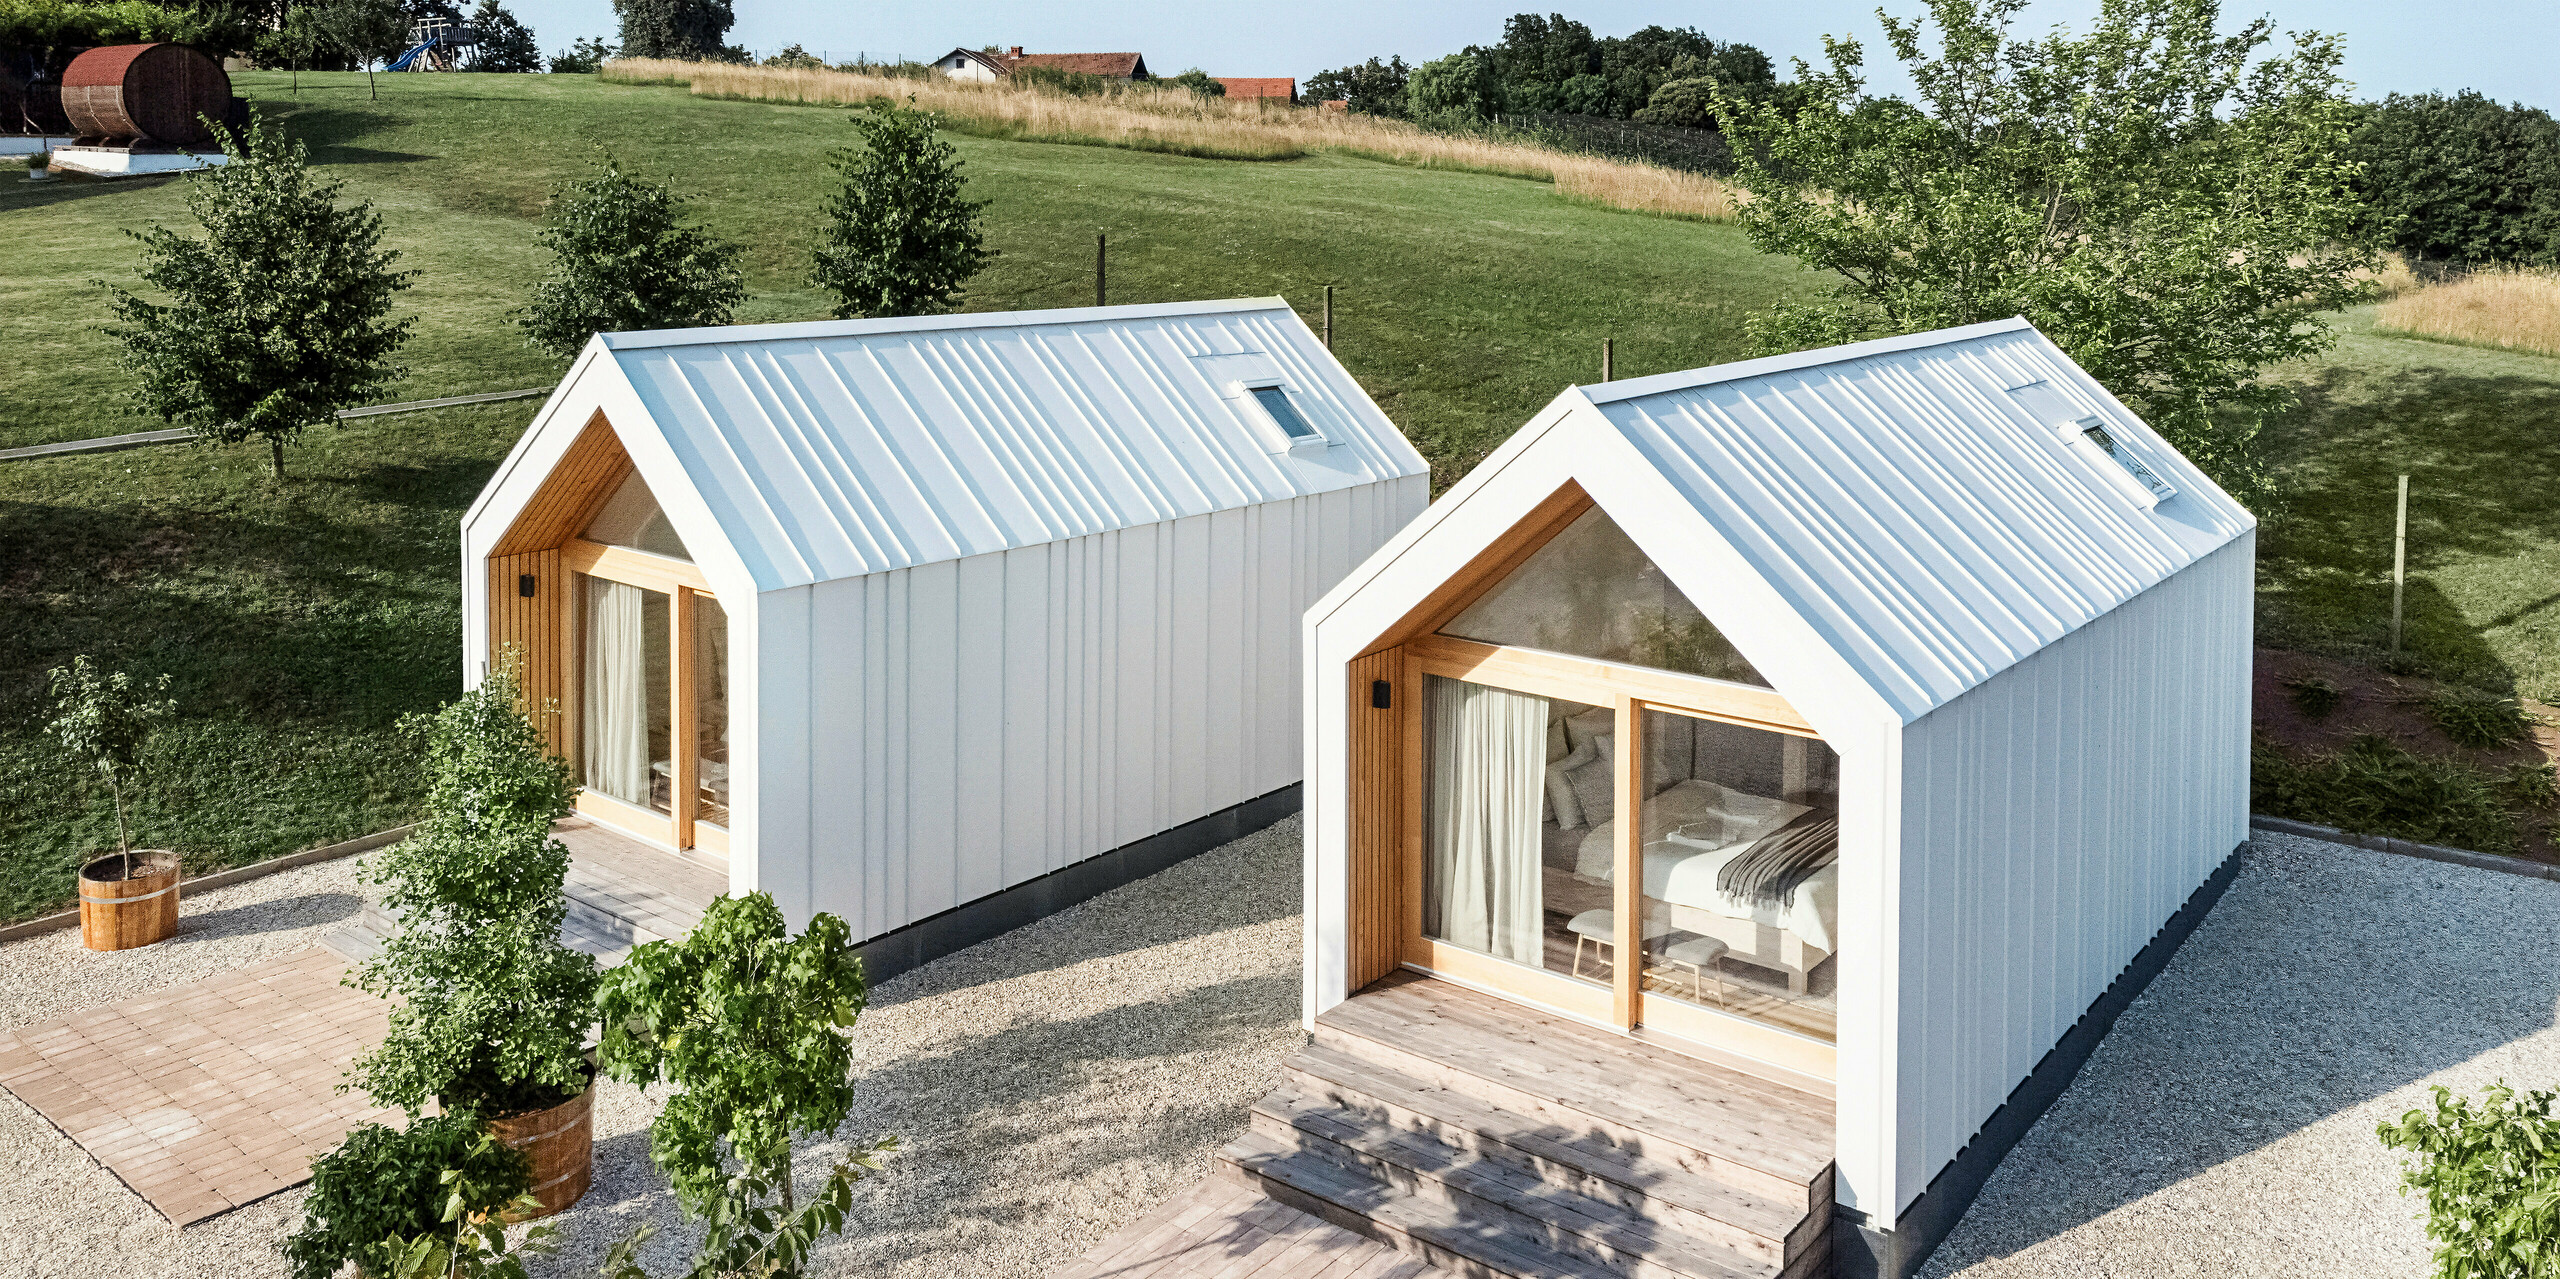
(384, 40, 437, 72)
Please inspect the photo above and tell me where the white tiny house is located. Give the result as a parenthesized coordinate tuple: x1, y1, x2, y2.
(1299, 317, 2254, 1275)
(462, 299, 1429, 973)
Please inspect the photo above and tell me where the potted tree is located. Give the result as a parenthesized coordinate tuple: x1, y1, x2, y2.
(46, 656, 178, 950)
(25, 151, 51, 182)
(347, 662, 601, 1218)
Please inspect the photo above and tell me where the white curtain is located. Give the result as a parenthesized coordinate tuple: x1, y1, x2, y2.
(1424, 675, 1547, 965)
(584, 579, 651, 805)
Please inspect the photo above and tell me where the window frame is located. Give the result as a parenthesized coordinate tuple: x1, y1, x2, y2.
(1233, 377, 1326, 455)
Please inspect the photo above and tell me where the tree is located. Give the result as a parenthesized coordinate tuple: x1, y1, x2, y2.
(102, 116, 415, 481)
(44, 655, 175, 878)
(515, 157, 744, 359)
(762, 42, 822, 69)
(1166, 67, 1225, 98)
(548, 35, 613, 73)
(2346, 92, 2560, 268)
(318, 0, 412, 99)
(810, 103, 993, 319)
(347, 662, 600, 1118)
(259, 6, 340, 92)
(1713, 0, 2376, 507)
(611, 0, 731, 61)
(596, 892, 894, 1279)
(1303, 55, 1410, 117)
(1406, 51, 1499, 124)
(467, 0, 541, 73)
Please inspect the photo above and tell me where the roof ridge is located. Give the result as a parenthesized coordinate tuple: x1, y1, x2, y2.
(594, 297, 1295, 353)
(1579, 316, 2037, 405)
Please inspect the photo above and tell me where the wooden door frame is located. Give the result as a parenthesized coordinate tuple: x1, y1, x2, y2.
(1386, 634, 1838, 1080)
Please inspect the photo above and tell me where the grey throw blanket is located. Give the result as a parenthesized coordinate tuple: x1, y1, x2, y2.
(1715, 814, 1840, 909)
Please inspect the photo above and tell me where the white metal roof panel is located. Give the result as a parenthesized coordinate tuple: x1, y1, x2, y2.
(1588, 317, 2255, 722)
(602, 299, 1427, 591)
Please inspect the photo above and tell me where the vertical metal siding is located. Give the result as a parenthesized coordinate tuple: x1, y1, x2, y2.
(1891, 532, 2253, 1210)
(779, 478, 1423, 941)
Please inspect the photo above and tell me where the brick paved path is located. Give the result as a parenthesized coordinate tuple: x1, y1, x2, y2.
(0, 947, 394, 1224)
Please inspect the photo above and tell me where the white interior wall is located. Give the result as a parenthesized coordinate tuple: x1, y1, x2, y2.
(752, 476, 1425, 938)
(1886, 530, 2254, 1215)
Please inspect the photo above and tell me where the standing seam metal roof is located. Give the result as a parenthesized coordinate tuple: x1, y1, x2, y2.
(1589, 318, 2254, 722)
(602, 299, 1427, 593)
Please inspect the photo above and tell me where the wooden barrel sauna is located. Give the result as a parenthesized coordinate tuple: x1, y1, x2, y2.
(488, 1075, 595, 1218)
(78, 851, 181, 951)
(62, 44, 231, 147)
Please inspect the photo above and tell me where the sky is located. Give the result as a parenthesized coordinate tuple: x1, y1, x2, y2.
(503, 0, 2556, 107)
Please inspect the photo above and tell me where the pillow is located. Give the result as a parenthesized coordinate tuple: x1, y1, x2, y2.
(1564, 708, 1615, 753)
(1565, 733, 1615, 827)
(1545, 736, 1600, 829)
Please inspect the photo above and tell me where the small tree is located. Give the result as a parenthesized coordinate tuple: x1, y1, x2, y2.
(1712, 0, 2377, 507)
(44, 655, 176, 879)
(280, 1116, 536, 1279)
(597, 892, 894, 1279)
(348, 662, 599, 1118)
(810, 102, 992, 320)
(318, 0, 412, 99)
(468, 0, 542, 73)
(261, 5, 336, 93)
(549, 35, 614, 73)
(611, 0, 733, 60)
(762, 43, 822, 69)
(1405, 51, 1499, 124)
(102, 115, 415, 481)
(2378, 1082, 2560, 1279)
(515, 157, 745, 360)
(1166, 68, 1225, 98)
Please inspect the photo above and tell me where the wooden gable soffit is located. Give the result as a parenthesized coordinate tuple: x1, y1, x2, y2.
(491, 411, 634, 557)
(1358, 478, 1593, 659)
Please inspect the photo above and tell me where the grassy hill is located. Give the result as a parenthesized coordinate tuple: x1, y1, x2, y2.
(0, 71, 1803, 919)
(1, 71, 2554, 918)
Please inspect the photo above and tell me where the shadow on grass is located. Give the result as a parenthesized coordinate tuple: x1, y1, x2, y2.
(2262, 359, 2560, 689)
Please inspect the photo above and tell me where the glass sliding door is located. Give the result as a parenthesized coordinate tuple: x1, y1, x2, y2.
(580, 575, 672, 815)
(693, 595, 730, 832)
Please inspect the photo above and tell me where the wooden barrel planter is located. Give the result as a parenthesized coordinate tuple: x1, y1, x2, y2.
(61, 43, 231, 148)
(488, 1073, 596, 1219)
(78, 851, 181, 951)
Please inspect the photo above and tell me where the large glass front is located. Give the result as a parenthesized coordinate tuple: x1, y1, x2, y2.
(581, 575, 673, 815)
(1440, 506, 1764, 686)
(694, 595, 730, 830)
(1631, 708, 1839, 1042)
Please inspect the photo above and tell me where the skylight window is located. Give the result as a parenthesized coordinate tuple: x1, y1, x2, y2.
(1250, 385, 1319, 440)
(2006, 378, 2176, 508)
(2074, 417, 2177, 501)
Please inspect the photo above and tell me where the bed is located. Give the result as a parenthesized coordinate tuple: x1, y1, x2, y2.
(1571, 778, 1839, 993)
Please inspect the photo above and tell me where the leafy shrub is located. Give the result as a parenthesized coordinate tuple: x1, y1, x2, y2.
(348, 662, 598, 1117)
(1012, 64, 1122, 98)
(2431, 687, 2536, 750)
(280, 1116, 531, 1279)
(2377, 1082, 2560, 1279)
(763, 42, 822, 69)
(811, 102, 992, 320)
(515, 156, 744, 360)
(2252, 736, 2519, 854)
(2508, 761, 2559, 810)
(549, 34, 613, 73)
(1165, 67, 1225, 98)
(2284, 673, 2343, 719)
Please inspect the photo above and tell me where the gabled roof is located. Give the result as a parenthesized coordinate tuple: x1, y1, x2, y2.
(1216, 77, 1296, 100)
(932, 47, 1007, 75)
(1313, 318, 2255, 725)
(467, 299, 1427, 596)
(1000, 51, 1148, 79)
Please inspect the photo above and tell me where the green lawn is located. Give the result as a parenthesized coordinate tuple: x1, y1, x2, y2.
(0, 72, 1804, 919)
(3, 72, 2555, 918)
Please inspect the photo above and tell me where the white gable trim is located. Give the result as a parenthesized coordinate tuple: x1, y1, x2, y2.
(597, 297, 1304, 354)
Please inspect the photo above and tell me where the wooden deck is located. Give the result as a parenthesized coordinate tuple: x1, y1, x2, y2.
(324, 816, 726, 966)
(1057, 972, 1837, 1279)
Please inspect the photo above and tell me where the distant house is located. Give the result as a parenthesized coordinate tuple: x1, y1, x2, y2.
(930, 48, 1006, 81)
(1215, 77, 1295, 102)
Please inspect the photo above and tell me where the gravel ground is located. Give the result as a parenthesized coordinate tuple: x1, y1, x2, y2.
(1921, 831, 2560, 1279)
(0, 815, 1305, 1278)
(5, 824, 2539, 1279)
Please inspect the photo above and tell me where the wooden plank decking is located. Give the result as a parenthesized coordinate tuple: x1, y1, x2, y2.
(1057, 972, 1837, 1279)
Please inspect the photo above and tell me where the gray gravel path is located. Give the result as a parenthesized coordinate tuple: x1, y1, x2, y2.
(1920, 830, 2560, 1279)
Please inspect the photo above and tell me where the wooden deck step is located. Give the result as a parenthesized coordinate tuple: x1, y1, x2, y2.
(1282, 1044, 1822, 1268)
(1051, 1176, 1444, 1279)
(1314, 975, 1832, 1211)
(1248, 1088, 1783, 1279)
(1220, 1130, 1624, 1279)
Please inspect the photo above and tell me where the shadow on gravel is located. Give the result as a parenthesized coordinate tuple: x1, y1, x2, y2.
(172, 891, 362, 943)
(1919, 839, 2560, 1276)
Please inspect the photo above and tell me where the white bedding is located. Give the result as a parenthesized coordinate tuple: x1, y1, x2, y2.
(1575, 779, 1839, 952)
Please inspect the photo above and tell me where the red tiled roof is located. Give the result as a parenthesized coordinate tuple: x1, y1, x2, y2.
(999, 52, 1147, 79)
(1215, 77, 1295, 101)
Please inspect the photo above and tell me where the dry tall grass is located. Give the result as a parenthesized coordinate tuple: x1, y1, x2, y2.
(2377, 267, 2560, 358)
(601, 59, 1741, 222)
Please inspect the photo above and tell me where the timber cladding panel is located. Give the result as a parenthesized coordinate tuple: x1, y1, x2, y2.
(1347, 646, 1404, 988)
(492, 413, 632, 556)
(486, 549, 566, 749)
